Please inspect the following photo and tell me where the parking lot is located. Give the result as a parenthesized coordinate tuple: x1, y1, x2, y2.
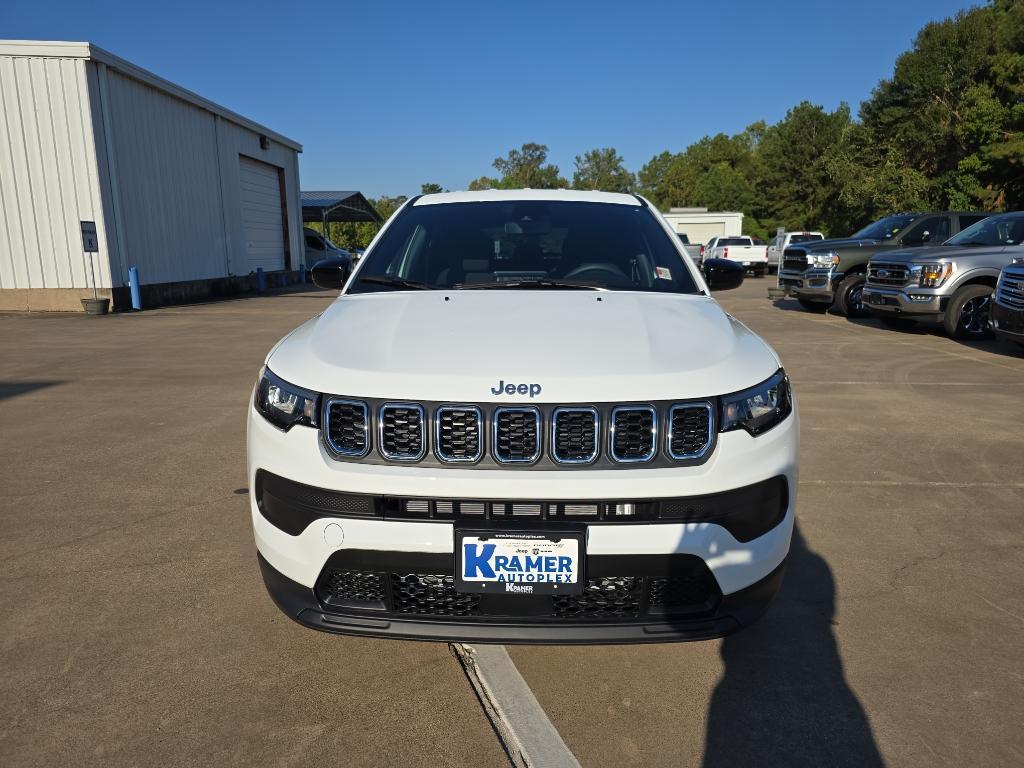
(1, 278, 1022, 767)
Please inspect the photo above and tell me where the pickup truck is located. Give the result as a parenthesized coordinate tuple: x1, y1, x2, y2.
(249, 189, 796, 644)
(676, 233, 704, 265)
(777, 212, 989, 316)
(864, 211, 1023, 339)
(992, 256, 1024, 349)
(704, 236, 769, 277)
(767, 231, 824, 275)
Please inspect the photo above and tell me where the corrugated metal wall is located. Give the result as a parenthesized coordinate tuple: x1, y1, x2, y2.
(0, 56, 111, 289)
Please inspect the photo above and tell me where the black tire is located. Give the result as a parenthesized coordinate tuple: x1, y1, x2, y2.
(878, 316, 917, 330)
(834, 273, 870, 318)
(798, 298, 829, 312)
(943, 284, 994, 339)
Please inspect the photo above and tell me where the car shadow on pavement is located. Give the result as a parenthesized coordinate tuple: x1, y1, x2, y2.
(0, 380, 62, 402)
(702, 524, 884, 768)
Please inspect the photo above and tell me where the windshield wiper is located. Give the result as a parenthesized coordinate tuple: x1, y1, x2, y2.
(454, 279, 605, 291)
(357, 274, 434, 290)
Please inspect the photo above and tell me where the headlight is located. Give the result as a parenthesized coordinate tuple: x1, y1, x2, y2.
(916, 262, 954, 288)
(808, 251, 840, 268)
(255, 367, 319, 430)
(720, 369, 792, 436)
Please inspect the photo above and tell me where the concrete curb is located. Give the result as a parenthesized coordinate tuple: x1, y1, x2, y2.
(452, 643, 582, 768)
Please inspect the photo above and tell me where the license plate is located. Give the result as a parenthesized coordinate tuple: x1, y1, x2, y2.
(867, 293, 885, 305)
(455, 530, 583, 595)
(742, 261, 750, 266)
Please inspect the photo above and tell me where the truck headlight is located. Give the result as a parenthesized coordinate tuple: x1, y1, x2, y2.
(720, 369, 792, 436)
(808, 251, 840, 268)
(255, 367, 319, 430)
(916, 263, 954, 288)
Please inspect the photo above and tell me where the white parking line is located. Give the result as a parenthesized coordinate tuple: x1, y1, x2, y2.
(452, 644, 582, 768)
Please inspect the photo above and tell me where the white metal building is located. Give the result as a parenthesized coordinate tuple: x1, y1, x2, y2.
(659, 207, 744, 244)
(0, 40, 303, 311)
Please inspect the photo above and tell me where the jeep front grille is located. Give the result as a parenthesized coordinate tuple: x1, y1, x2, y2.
(667, 403, 713, 459)
(867, 262, 912, 287)
(435, 406, 483, 463)
(324, 399, 370, 457)
(378, 403, 426, 460)
(493, 407, 542, 464)
(551, 407, 599, 464)
(996, 266, 1024, 310)
(610, 406, 657, 462)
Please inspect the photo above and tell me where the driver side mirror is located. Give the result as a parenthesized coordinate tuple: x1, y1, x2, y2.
(702, 258, 745, 292)
(311, 257, 352, 290)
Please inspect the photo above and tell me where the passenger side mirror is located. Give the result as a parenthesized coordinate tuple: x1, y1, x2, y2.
(311, 257, 352, 290)
(702, 258, 745, 292)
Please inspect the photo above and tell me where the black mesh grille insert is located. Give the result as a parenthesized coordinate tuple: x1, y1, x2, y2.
(648, 572, 717, 612)
(552, 409, 598, 463)
(494, 408, 540, 463)
(611, 407, 656, 462)
(436, 407, 482, 462)
(390, 574, 481, 616)
(669, 405, 712, 458)
(317, 569, 386, 608)
(380, 404, 424, 460)
(326, 400, 369, 456)
(552, 577, 643, 619)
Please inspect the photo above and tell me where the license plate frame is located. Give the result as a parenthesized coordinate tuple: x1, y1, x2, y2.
(454, 529, 585, 596)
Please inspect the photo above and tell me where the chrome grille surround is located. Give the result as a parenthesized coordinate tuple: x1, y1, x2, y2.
(609, 405, 658, 463)
(492, 407, 542, 464)
(867, 261, 913, 288)
(996, 266, 1024, 310)
(434, 405, 484, 463)
(378, 403, 426, 461)
(550, 407, 600, 465)
(666, 402, 715, 460)
(323, 398, 371, 458)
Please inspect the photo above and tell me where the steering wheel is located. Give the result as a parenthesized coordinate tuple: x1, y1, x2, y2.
(563, 263, 629, 283)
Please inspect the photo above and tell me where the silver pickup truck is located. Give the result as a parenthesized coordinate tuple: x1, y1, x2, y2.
(863, 212, 1024, 339)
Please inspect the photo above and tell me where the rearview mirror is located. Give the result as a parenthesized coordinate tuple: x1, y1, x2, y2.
(311, 257, 352, 290)
(702, 258, 745, 292)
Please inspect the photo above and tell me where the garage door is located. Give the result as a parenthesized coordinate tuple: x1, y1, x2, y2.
(239, 156, 286, 272)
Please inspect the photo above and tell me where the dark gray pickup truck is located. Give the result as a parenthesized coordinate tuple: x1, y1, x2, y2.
(777, 212, 989, 316)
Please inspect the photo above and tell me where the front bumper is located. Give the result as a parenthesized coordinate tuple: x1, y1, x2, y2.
(863, 284, 945, 319)
(777, 268, 840, 301)
(991, 300, 1024, 342)
(247, 402, 798, 643)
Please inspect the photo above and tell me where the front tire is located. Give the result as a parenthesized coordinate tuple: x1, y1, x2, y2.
(834, 274, 869, 318)
(943, 284, 994, 339)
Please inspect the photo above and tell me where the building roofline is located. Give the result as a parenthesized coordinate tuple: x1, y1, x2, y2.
(0, 39, 301, 152)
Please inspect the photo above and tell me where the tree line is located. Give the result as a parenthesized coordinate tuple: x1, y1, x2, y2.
(324, 0, 1021, 247)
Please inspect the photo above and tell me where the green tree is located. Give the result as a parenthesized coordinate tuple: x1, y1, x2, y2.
(420, 183, 445, 194)
(473, 143, 568, 189)
(572, 147, 634, 192)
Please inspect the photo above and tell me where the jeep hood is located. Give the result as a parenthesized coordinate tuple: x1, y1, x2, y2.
(267, 291, 781, 402)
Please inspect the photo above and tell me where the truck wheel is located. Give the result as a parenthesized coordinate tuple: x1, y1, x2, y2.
(943, 284, 994, 339)
(878, 316, 916, 330)
(797, 298, 828, 312)
(834, 274, 869, 318)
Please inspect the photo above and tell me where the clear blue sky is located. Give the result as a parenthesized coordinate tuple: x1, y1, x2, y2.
(4, 0, 977, 198)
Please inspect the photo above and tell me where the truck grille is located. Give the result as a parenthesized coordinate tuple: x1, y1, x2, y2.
(494, 407, 541, 463)
(317, 569, 386, 609)
(324, 399, 370, 457)
(667, 404, 713, 459)
(551, 408, 599, 464)
(996, 267, 1024, 309)
(435, 406, 483, 463)
(867, 262, 911, 287)
(610, 406, 657, 462)
(379, 404, 425, 460)
(782, 248, 809, 273)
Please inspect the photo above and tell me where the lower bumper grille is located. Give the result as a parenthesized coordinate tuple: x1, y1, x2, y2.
(314, 555, 721, 623)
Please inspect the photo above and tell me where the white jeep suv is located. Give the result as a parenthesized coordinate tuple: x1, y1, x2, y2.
(248, 189, 798, 643)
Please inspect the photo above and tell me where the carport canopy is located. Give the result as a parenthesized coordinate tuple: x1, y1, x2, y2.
(301, 191, 382, 225)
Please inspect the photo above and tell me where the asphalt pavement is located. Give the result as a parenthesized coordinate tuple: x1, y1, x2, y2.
(1, 278, 1021, 767)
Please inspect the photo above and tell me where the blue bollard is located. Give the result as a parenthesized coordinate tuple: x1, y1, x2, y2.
(256, 267, 265, 292)
(128, 266, 142, 310)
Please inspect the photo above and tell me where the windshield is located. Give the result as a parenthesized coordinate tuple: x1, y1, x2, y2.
(349, 201, 701, 294)
(790, 234, 823, 244)
(944, 213, 1022, 246)
(851, 215, 919, 240)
